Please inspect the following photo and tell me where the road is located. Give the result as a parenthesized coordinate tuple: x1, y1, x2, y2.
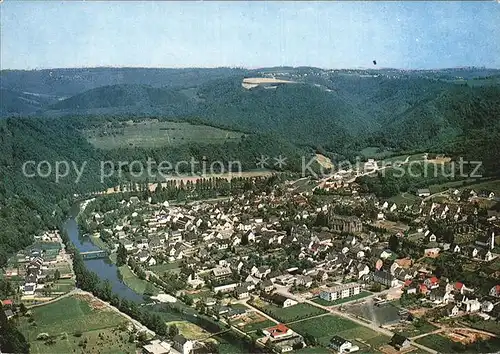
(271, 285, 437, 354)
(27, 288, 80, 308)
(423, 189, 450, 202)
(314, 155, 412, 190)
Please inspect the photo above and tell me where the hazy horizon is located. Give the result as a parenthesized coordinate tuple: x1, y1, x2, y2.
(1, 65, 499, 72)
(2, 1, 499, 70)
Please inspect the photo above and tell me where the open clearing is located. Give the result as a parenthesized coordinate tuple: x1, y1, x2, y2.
(118, 265, 160, 295)
(168, 320, 210, 340)
(18, 295, 135, 354)
(315, 154, 334, 169)
(84, 120, 244, 149)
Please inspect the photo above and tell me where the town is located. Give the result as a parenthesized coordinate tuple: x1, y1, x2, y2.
(4, 164, 499, 354)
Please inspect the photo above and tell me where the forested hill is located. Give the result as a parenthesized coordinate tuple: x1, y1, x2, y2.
(0, 67, 499, 267)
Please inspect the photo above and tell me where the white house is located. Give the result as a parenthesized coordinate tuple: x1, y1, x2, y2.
(462, 299, 481, 313)
(172, 335, 195, 354)
(329, 336, 355, 353)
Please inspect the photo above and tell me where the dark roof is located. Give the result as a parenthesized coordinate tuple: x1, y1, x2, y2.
(330, 335, 349, 347)
(235, 286, 248, 295)
(173, 334, 187, 345)
(391, 333, 410, 346)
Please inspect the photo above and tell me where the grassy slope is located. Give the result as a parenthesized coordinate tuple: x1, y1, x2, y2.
(18, 295, 135, 354)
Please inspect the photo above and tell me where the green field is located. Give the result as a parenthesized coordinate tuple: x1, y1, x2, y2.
(382, 153, 425, 165)
(312, 292, 372, 306)
(255, 302, 327, 323)
(460, 179, 500, 195)
(18, 295, 135, 354)
(118, 265, 160, 295)
(415, 334, 461, 352)
(167, 320, 210, 340)
(460, 318, 500, 335)
(150, 261, 182, 275)
(241, 319, 275, 333)
(85, 120, 244, 149)
(388, 192, 420, 205)
(398, 320, 439, 338)
(359, 147, 394, 159)
(290, 315, 389, 351)
(51, 278, 76, 293)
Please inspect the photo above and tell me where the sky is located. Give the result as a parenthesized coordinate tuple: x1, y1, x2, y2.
(1, 1, 499, 70)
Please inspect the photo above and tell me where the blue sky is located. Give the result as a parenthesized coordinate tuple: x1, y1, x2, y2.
(1, 1, 499, 70)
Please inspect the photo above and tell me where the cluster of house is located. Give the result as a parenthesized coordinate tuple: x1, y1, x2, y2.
(403, 276, 500, 320)
(259, 323, 305, 352)
(2, 231, 72, 300)
(142, 334, 205, 354)
(2, 299, 15, 321)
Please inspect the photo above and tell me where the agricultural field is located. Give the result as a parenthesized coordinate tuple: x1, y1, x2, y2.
(461, 179, 500, 196)
(388, 192, 420, 206)
(359, 147, 394, 160)
(460, 317, 500, 336)
(149, 261, 182, 275)
(84, 120, 244, 149)
(240, 319, 275, 333)
(167, 320, 210, 340)
(17, 295, 136, 354)
(51, 278, 76, 293)
(415, 334, 461, 352)
(315, 154, 334, 169)
(118, 265, 160, 296)
(290, 315, 389, 351)
(395, 319, 439, 338)
(252, 301, 327, 323)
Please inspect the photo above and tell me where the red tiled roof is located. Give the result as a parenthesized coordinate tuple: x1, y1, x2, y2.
(429, 276, 439, 284)
(266, 323, 289, 337)
(455, 282, 464, 290)
(2, 299, 13, 306)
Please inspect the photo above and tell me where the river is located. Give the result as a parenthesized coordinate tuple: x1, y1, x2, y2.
(64, 203, 258, 352)
(64, 206, 143, 303)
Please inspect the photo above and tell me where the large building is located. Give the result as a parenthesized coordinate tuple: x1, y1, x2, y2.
(328, 213, 363, 233)
(319, 283, 361, 302)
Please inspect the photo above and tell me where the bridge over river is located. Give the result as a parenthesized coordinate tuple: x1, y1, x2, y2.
(81, 250, 109, 260)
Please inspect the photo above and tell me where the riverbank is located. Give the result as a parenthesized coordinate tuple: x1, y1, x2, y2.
(18, 290, 152, 354)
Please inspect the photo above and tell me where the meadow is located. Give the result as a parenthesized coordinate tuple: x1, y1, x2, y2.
(252, 300, 327, 323)
(118, 265, 160, 296)
(17, 295, 135, 354)
(84, 120, 244, 149)
(290, 315, 389, 351)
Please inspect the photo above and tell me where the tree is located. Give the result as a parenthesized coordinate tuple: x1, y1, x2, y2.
(19, 303, 27, 315)
(53, 269, 61, 281)
(168, 324, 179, 339)
(137, 331, 148, 343)
(116, 244, 127, 267)
(389, 234, 400, 253)
(205, 341, 219, 353)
